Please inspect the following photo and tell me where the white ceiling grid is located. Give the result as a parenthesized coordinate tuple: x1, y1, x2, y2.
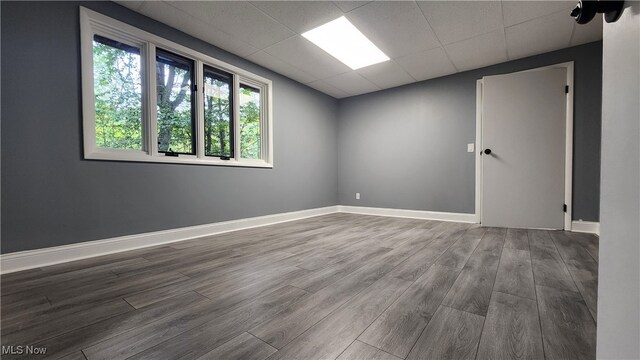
(116, 0, 602, 98)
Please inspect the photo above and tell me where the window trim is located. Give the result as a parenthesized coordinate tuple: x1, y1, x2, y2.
(80, 7, 273, 168)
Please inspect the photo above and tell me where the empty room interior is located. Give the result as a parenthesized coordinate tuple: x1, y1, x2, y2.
(1, 1, 639, 359)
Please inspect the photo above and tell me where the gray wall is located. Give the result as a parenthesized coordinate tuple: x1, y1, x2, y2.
(1, 1, 605, 254)
(1, 1, 339, 253)
(338, 42, 602, 221)
(597, 2, 640, 358)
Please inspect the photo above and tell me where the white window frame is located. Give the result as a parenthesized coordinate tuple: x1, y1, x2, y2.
(80, 7, 273, 168)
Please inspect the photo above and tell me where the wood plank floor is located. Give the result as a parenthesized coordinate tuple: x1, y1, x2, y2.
(1, 213, 598, 360)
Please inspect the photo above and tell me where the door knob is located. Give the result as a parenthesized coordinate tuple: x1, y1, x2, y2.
(484, 149, 492, 155)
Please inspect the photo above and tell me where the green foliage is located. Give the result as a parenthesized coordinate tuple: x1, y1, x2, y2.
(240, 87, 261, 159)
(156, 63, 193, 154)
(93, 41, 262, 159)
(93, 41, 143, 150)
(204, 77, 232, 157)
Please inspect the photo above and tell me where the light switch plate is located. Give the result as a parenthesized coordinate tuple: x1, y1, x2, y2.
(467, 143, 475, 152)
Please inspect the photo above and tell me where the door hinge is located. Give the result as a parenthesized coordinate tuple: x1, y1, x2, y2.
(193, 84, 198, 92)
(565, 85, 569, 94)
(563, 204, 567, 212)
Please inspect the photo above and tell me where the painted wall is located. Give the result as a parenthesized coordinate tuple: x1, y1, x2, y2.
(337, 42, 602, 221)
(1, 1, 339, 253)
(596, 2, 640, 358)
(1, 1, 605, 255)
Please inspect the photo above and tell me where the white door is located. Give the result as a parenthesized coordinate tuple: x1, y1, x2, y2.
(481, 68, 567, 229)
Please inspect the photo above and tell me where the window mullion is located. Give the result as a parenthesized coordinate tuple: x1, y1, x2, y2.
(196, 60, 205, 159)
(233, 75, 241, 161)
(140, 42, 148, 153)
(266, 83, 273, 165)
(261, 86, 267, 162)
(147, 43, 158, 157)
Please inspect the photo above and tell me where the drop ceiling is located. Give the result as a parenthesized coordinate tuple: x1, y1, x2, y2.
(116, 1, 602, 98)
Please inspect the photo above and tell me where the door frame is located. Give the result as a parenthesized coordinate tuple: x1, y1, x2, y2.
(475, 61, 574, 230)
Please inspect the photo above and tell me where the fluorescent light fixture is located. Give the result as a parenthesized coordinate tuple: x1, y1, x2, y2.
(302, 16, 389, 70)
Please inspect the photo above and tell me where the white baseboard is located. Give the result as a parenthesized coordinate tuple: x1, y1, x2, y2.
(337, 205, 477, 223)
(6, 203, 586, 274)
(571, 221, 600, 235)
(0, 206, 338, 274)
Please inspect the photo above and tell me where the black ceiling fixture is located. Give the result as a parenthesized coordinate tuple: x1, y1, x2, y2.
(570, 0, 625, 24)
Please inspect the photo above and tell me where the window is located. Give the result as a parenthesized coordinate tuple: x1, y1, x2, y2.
(92, 35, 143, 151)
(239, 84, 261, 159)
(80, 8, 272, 167)
(203, 66, 233, 158)
(156, 49, 195, 155)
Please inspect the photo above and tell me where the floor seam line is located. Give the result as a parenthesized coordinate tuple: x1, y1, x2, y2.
(547, 231, 597, 324)
(528, 230, 548, 360)
(402, 224, 476, 359)
(473, 229, 506, 360)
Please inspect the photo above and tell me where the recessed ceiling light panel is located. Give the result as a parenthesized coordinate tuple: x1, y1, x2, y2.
(302, 16, 389, 70)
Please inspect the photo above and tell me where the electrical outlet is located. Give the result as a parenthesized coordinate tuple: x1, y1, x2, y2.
(355, 192, 360, 200)
(467, 143, 475, 152)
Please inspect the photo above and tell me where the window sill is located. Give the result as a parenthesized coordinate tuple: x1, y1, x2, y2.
(85, 150, 273, 168)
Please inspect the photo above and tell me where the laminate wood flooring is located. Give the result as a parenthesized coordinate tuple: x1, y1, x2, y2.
(0, 214, 598, 360)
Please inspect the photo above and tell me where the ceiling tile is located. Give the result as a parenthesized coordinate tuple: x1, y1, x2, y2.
(115, 1, 144, 11)
(502, 1, 575, 27)
(178, 17, 258, 58)
(123, 2, 259, 57)
(307, 80, 350, 98)
(570, 16, 602, 46)
(137, 1, 191, 31)
(417, 1, 503, 45)
(356, 60, 415, 89)
(333, 1, 370, 13)
(264, 35, 351, 79)
(167, 1, 295, 49)
(395, 47, 457, 81)
(445, 29, 508, 71)
(121, 1, 601, 98)
(346, 1, 440, 58)
(247, 51, 317, 84)
(324, 71, 379, 96)
(506, 10, 574, 60)
(251, 1, 343, 33)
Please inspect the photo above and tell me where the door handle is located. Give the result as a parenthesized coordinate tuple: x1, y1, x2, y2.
(484, 149, 492, 155)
